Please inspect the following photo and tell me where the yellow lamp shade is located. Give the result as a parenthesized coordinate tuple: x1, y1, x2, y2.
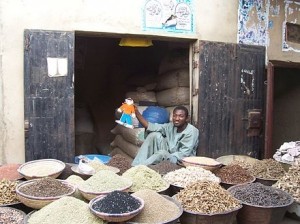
(119, 37, 153, 47)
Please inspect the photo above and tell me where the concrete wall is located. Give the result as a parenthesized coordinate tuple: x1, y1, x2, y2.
(0, 0, 299, 164)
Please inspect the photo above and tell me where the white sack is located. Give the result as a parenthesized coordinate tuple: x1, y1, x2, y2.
(156, 68, 189, 91)
(110, 147, 134, 162)
(125, 91, 157, 103)
(110, 135, 140, 158)
(158, 48, 189, 74)
(111, 125, 145, 146)
(156, 87, 190, 107)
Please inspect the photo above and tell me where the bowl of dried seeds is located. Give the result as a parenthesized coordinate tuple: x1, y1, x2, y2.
(228, 182, 294, 224)
(0, 207, 26, 224)
(17, 159, 66, 180)
(89, 191, 144, 222)
(16, 178, 76, 209)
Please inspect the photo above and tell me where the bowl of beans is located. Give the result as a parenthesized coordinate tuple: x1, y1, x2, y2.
(16, 177, 76, 209)
(17, 159, 66, 180)
(89, 191, 144, 222)
(228, 182, 294, 224)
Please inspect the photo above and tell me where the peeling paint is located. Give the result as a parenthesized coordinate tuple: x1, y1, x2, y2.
(282, 1, 300, 52)
(237, 0, 269, 46)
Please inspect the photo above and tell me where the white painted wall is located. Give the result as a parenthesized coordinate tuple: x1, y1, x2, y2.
(0, 0, 299, 164)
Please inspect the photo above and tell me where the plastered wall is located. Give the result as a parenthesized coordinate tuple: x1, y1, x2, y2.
(0, 0, 299, 164)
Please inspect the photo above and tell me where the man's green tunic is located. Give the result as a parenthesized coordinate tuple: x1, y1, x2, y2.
(132, 122, 199, 166)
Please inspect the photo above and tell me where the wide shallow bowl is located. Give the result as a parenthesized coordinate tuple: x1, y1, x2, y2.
(78, 181, 132, 201)
(178, 202, 242, 224)
(181, 157, 222, 171)
(0, 207, 26, 223)
(89, 194, 144, 222)
(16, 179, 76, 209)
(71, 164, 120, 177)
(17, 159, 66, 180)
(221, 175, 256, 189)
(216, 155, 258, 166)
(0, 163, 23, 180)
(74, 154, 111, 164)
(127, 195, 183, 224)
(255, 177, 278, 186)
(286, 201, 300, 221)
(228, 184, 294, 224)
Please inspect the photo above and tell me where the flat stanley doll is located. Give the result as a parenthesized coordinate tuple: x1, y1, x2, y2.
(115, 98, 136, 129)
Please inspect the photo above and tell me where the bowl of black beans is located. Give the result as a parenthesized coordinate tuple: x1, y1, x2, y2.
(89, 190, 144, 222)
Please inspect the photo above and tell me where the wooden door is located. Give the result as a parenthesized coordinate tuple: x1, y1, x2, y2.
(24, 30, 75, 162)
(196, 41, 265, 158)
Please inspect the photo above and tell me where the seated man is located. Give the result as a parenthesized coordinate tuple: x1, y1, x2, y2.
(132, 105, 199, 166)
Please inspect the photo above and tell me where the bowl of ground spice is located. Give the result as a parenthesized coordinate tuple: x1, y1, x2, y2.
(17, 159, 66, 180)
(0, 163, 23, 181)
(129, 189, 183, 224)
(89, 190, 144, 222)
(16, 177, 76, 209)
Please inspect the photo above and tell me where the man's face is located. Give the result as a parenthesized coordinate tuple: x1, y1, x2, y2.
(172, 109, 188, 128)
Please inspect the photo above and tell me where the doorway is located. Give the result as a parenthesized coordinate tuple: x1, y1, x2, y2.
(265, 61, 300, 158)
(74, 33, 192, 157)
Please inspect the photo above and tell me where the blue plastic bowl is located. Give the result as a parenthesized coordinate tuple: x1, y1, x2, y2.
(74, 154, 111, 164)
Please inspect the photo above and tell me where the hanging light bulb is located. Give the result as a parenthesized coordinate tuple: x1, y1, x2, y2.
(119, 37, 153, 47)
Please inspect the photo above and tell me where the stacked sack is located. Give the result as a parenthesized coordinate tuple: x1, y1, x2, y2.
(110, 124, 145, 162)
(156, 48, 190, 118)
(110, 48, 190, 160)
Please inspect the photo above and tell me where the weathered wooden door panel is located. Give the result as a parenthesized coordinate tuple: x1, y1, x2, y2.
(197, 41, 265, 158)
(24, 30, 75, 162)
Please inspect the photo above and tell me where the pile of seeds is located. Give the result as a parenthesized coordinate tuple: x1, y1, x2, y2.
(214, 164, 254, 184)
(176, 181, 241, 214)
(122, 165, 169, 192)
(107, 154, 132, 174)
(252, 159, 285, 180)
(65, 175, 85, 200)
(27, 196, 105, 224)
(87, 160, 113, 172)
(273, 164, 300, 202)
(19, 178, 73, 197)
(229, 160, 255, 175)
(163, 166, 220, 188)
(148, 160, 181, 176)
(0, 164, 22, 180)
(229, 182, 293, 207)
(79, 170, 132, 192)
(0, 207, 25, 224)
(92, 191, 141, 214)
(131, 189, 181, 223)
(0, 179, 19, 205)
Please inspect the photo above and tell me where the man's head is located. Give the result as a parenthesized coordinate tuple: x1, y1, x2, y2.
(172, 106, 189, 130)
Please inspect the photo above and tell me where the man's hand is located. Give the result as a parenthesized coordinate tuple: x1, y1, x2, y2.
(167, 155, 178, 163)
